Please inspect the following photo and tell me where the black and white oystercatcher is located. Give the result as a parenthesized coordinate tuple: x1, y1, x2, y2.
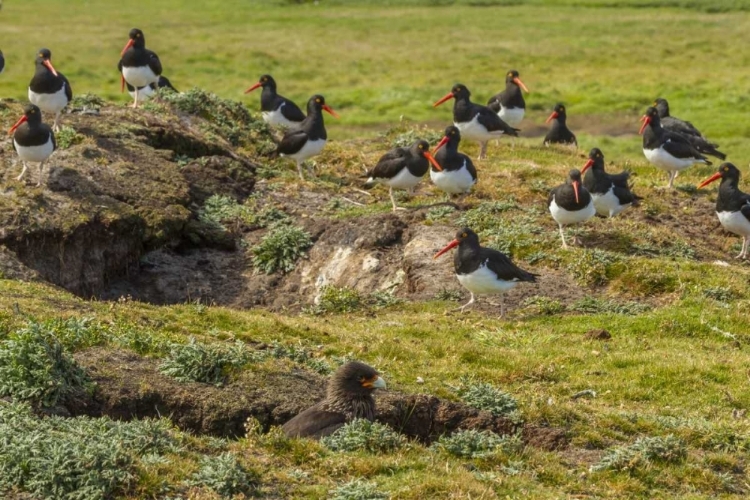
(431, 126, 477, 196)
(126, 75, 177, 102)
(697, 163, 750, 259)
(364, 140, 442, 211)
(433, 228, 537, 316)
(654, 98, 725, 160)
(433, 84, 519, 159)
(581, 148, 635, 217)
(548, 169, 595, 248)
(273, 94, 338, 179)
(118, 28, 162, 108)
(9, 104, 56, 186)
(543, 103, 577, 146)
(28, 49, 72, 131)
(245, 74, 306, 129)
(640, 106, 710, 188)
(487, 70, 529, 128)
(282, 361, 386, 439)
(0, 50, 5, 74)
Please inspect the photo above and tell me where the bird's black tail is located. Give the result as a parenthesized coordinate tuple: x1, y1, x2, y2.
(697, 145, 726, 161)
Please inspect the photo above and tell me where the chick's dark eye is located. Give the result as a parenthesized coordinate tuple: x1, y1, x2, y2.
(462, 232, 467, 238)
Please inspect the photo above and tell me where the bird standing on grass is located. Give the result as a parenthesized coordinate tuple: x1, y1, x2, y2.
(433, 83, 519, 160)
(28, 49, 72, 131)
(9, 104, 56, 186)
(282, 361, 387, 439)
(273, 94, 338, 180)
(581, 148, 635, 217)
(548, 169, 595, 248)
(697, 163, 750, 260)
(245, 74, 306, 129)
(364, 139, 442, 211)
(487, 69, 529, 128)
(654, 98, 725, 160)
(433, 228, 537, 317)
(543, 103, 577, 146)
(430, 126, 477, 198)
(118, 28, 162, 109)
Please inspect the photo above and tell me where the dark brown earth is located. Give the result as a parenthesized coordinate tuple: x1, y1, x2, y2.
(71, 347, 567, 449)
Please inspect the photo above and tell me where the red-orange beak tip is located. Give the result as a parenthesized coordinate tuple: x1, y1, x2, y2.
(244, 82, 262, 94)
(513, 77, 530, 93)
(433, 239, 459, 259)
(581, 159, 594, 174)
(545, 111, 559, 124)
(424, 151, 442, 171)
(322, 104, 340, 118)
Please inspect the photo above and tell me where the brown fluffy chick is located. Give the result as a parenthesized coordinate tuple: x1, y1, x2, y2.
(282, 361, 387, 439)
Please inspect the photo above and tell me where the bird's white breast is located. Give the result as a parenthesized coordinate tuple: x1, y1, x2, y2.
(263, 104, 300, 129)
(455, 115, 504, 142)
(717, 210, 750, 237)
(283, 138, 326, 162)
(383, 166, 423, 190)
(28, 85, 69, 114)
(549, 196, 595, 225)
(122, 65, 158, 88)
(592, 187, 630, 217)
(14, 139, 55, 163)
(457, 262, 518, 295)
(128, 84, 157, 101)
(498, 106, 524, 128)
(643, 146, 702, 172)
(430, 162, 475, 194)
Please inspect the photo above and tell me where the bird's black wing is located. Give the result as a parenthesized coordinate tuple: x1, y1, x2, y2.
(366, 148, 408, 179)
(282, 407, 347, 439)
(158, 75, 177, 92)
(59, 72, 73, 102)
(741, 203, 750, 224)
(612, 185, 635, 205)
(463, 155, 478, 181)
(146, 50, 162, 76)
(279, 97, 306, 123)
(662, 138, 710, 163)
(276, 129, 310, 156)
(608, 170, 630, 189)
(662, 116, 704, 139)
(476, 106, 519, 136)
(482, 248, 538, 283)
(486, 91, 504, 113)
(682, 135, 726, 160)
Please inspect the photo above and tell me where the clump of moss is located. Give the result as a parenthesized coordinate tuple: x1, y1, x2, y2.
(251, 225, 312, 274)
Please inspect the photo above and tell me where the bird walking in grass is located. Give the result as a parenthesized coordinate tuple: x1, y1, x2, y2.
(548, 169, 595, 248)
(245, 74, 306, 129)
(654, 98, 725, 160)
(282, 361, 387, 439)
(9, 104, 56, 186)
(433, 83, 519, 160)
(28, 49, 72, 132)
(640, 106, 710, 189)
(364, 139, 442, 211)
(487, 69, 529, 128)
(118, 28, 162, 109)
(433, 228, 537, 317)
(543, 103, 577, 147)
(273, 94, 339, 180)
(430, 126, 477, 198)
(697, 163, 750, 259)
(581, 148, 635, 217)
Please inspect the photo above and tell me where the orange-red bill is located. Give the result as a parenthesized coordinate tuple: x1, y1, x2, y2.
(433, 92, 454, 107)
(244, 82, 262, 94)
(638, 116, 651, 135)
(423, 151, 442, 171)
(322, 104, 340, 118)
(120, 39, 135, 57)
(433, 239, 459, 259)
(513, 77, 529, 93)
(698, 172, 722, 189)
(545, 111, 559, 124)
(572, 180, 580, 204)
(9, 115, 28, 135)
(42, 60, 58, 77)
(432, 135, 449, 155)
(581, 158, 594, 175)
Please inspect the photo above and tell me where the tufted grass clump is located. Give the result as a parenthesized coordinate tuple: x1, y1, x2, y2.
(457, 378, 520, 419)
(69, 93, 106, 111)
(200, 195, 290, 232)
(322, 419, 407, 453)
(425, 205, 456, 222)
(0, 327, 89, 407)
(523, 296, 565, 315)
(591, 435, 688, 472)
(252, 340, 334, 375)
(251, 225, 312, 274)
(570, 296, 650, 315)
(55, 126, 85, 149)
(703, 286, 738, 302)
(158, 338, 249, 386)
(313, 285, 363, 314)
(565, 248, 624, 286)
(457, 199, 518, 234)
(186, 452, 259, 497)
(329, 479, 388, 500)
(433, 429, 522, 459)
(0, 401, 179, 500)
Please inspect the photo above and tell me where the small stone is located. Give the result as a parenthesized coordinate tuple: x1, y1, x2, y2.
(416, 377, 424, 384)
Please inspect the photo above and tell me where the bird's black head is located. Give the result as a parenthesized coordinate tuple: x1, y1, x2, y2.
(129, 28, 146, 46)
(581, 148, 604, 174)
(329, 361, 386, 399)
(505, 70, 529, 92)
(433, 227, 479, 259)
(505, 70, 520, 83)
(34, 49, 58, 76)
(433, 84, 470, 107)
(433, 125, 461, 155)
(245, 74, 276, 94)
(653, 98, 669, 118)
(568, 169, 583, 183)
(546, 103, 567, 124)
(698, 162, 740, 189)
(306, 94, 339, 118)
(9, 104, 42, 135)
(639, 106, 660, 134)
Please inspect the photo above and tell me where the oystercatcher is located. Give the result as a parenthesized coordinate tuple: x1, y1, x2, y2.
(364, 140, 442, 211)
(548, 169, 595, 248)
(28, 49, 72, 132)
(126, 75, 177, 102)
(8, 104, 56, 186)
(697, 163, 750, 259)
(487, 70, 529, 128)
(433, 227, 537, 316)
(273, 94, 338, 179)
(282, 361, 386, 439)
(433, 84, 519, 159)
(431, 125, 477, 196)
(245, 74, 305, 129)
(543, 103, 577, 146)
(654, 98, 725, 160)
(118, 28, 162, 108)
(639, 106, 710, 188)
(581, 148, 634, 217)
(0, 50, 5, 74)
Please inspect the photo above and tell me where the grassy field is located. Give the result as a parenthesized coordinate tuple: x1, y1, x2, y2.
(2, 1, 750, 499)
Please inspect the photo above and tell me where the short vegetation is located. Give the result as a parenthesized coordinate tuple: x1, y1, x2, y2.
(158, 338, 249, 385)
(433, 430, 522, 459)
(322, 419, 407, 453)
(591, 435, 688, 472)
(186, 452, 258, 497)
(251, 225, 312, 274)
